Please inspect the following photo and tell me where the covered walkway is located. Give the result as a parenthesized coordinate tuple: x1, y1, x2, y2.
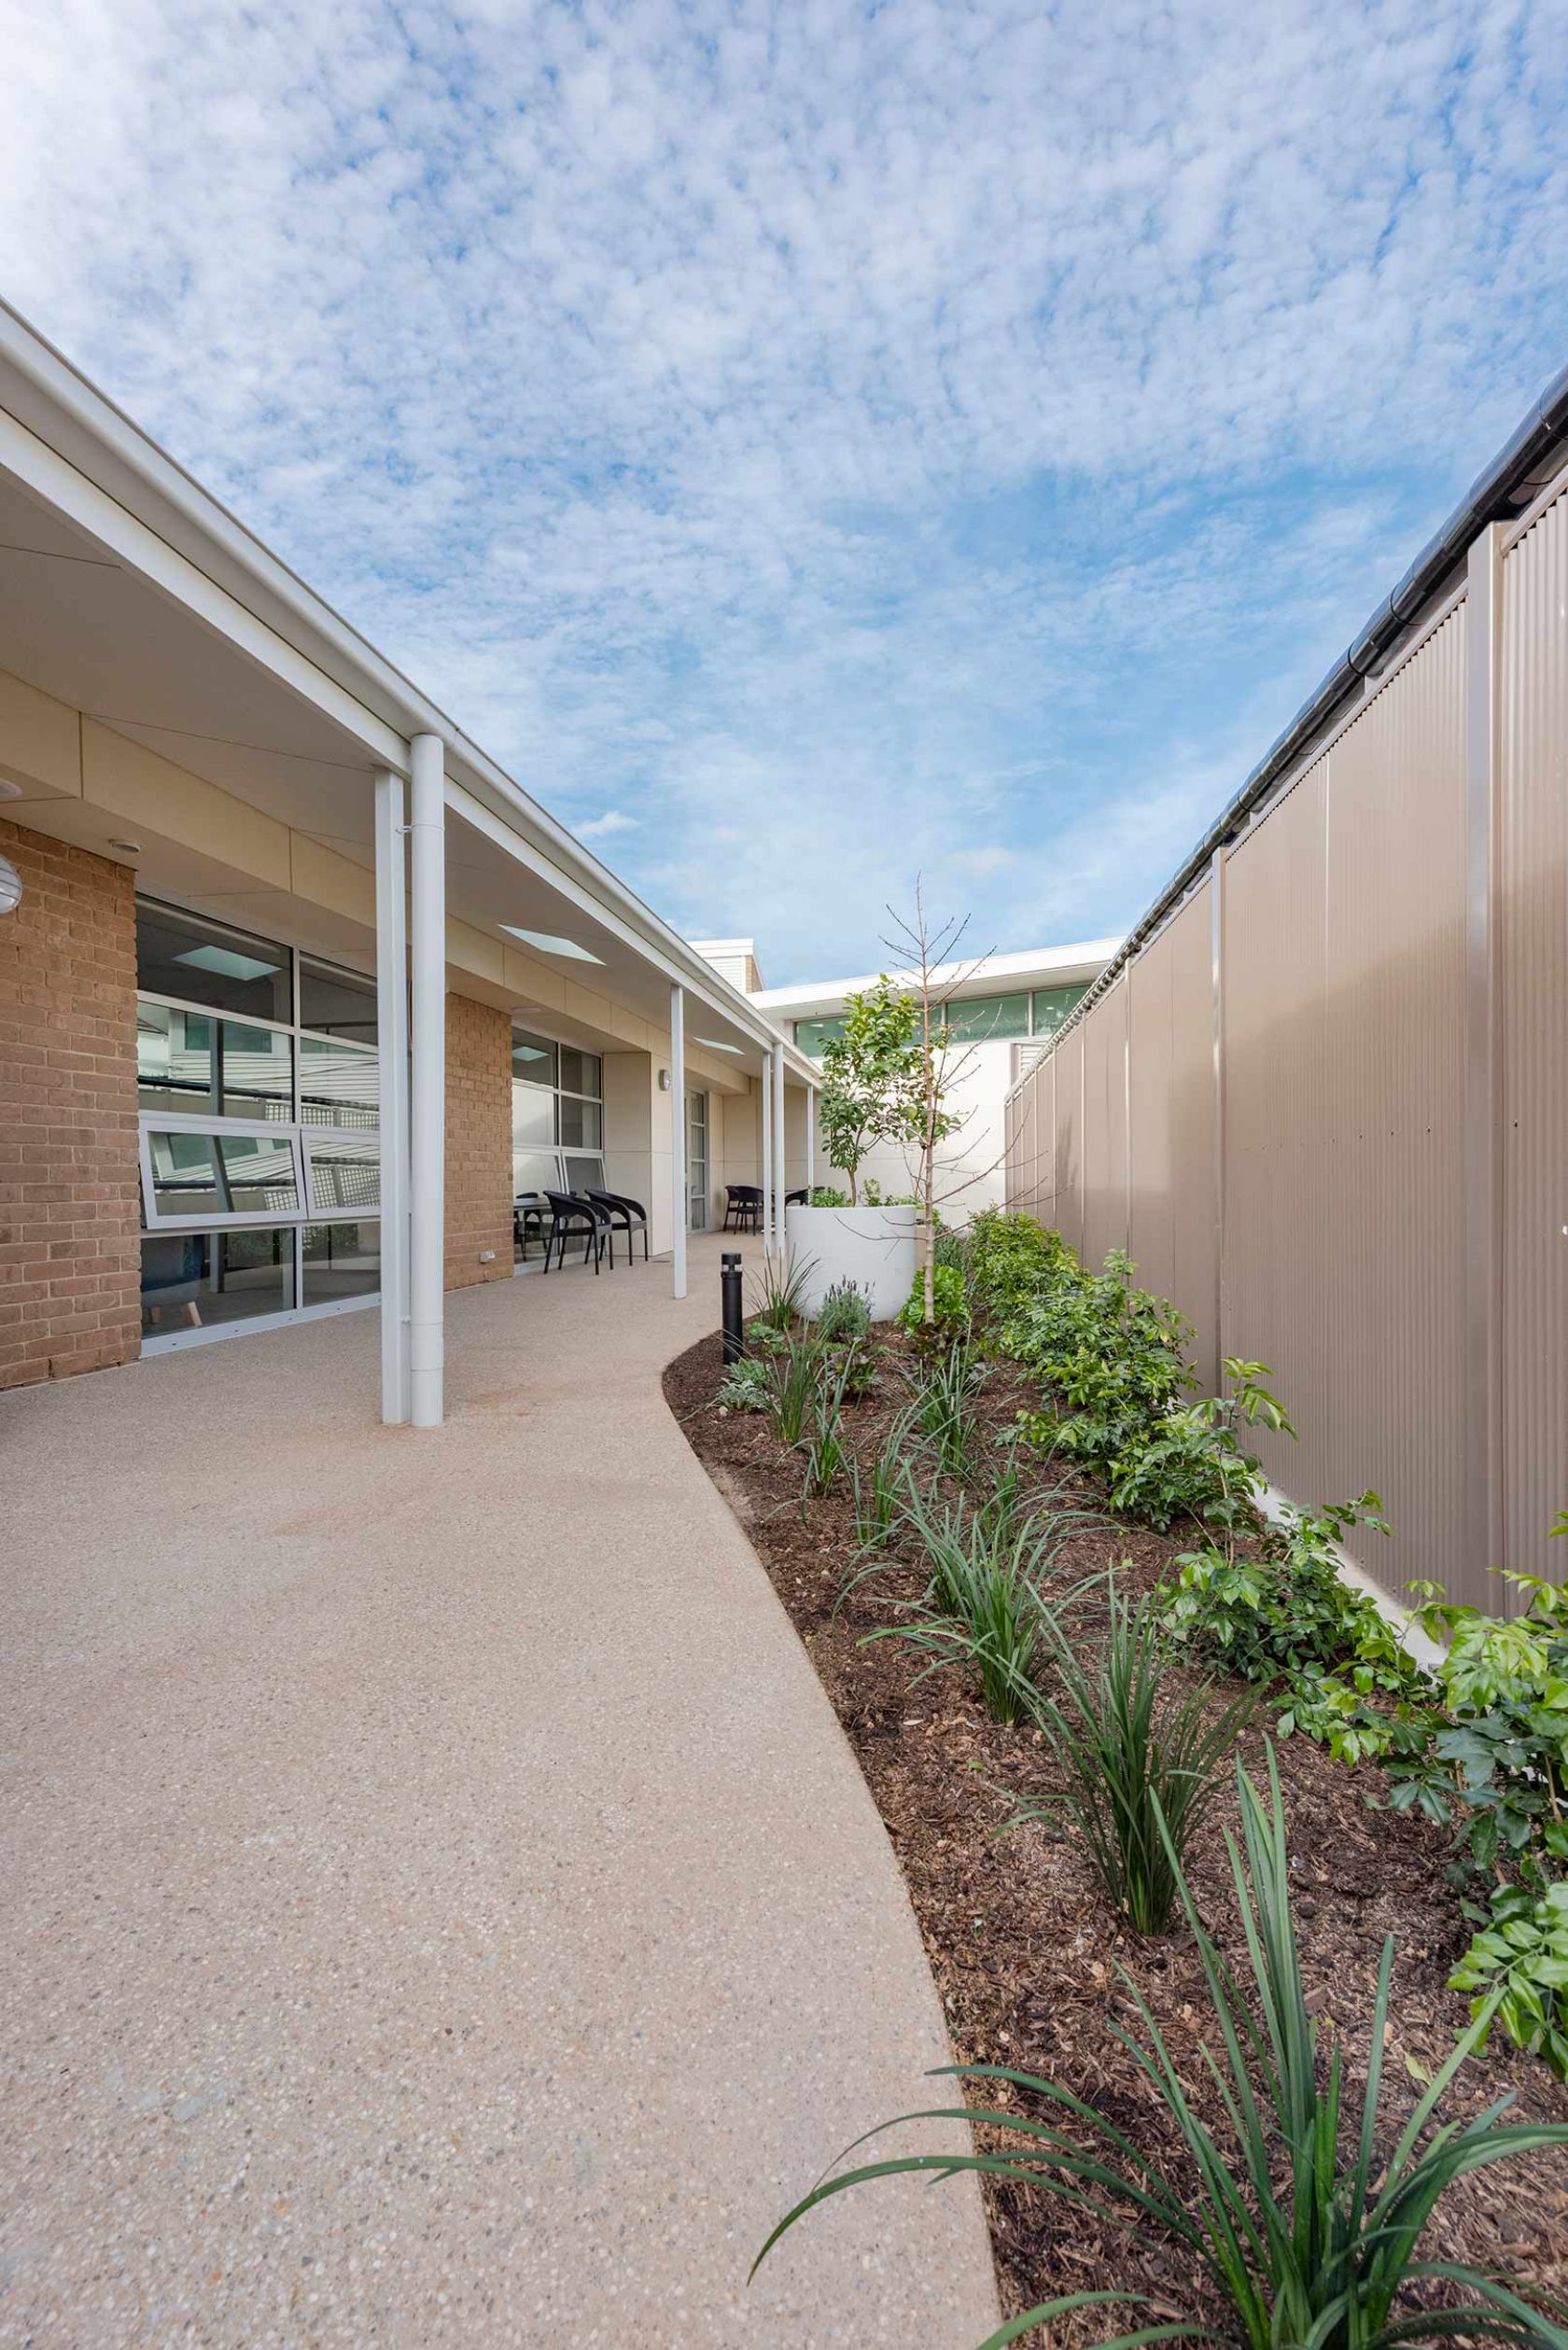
(1, 1238, 997, 2345)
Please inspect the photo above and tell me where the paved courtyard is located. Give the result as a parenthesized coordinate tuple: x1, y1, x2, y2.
(1, 1238, 996, 2345)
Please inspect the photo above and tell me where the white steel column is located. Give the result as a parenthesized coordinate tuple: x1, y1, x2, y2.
(373, 770, 411, 1425)
(761, 1050, 774, 1256)
(408, 731, 446, 1429)
(772, 1040, 787, 1263)
(805, 1080, 815, 1196)
(670, 983, 687, 1300)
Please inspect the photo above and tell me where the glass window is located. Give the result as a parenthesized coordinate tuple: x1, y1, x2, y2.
(301, 1222, 380, 1304)
(559, 1047, 601, 1099)
(511, 1084, 554, 1152)
(563, 1152, 606, 1195)
(300, 1036, 379, 1129)
(137, 1006, 293, 1120)
(135, 900, 291, 1023)
(939, 992, 1030, 1042)
(306, 1141, 381, 1213)
(217, 1131, 300, 1214)
(795, 1015, 846, 1060)
(558, 1096, 602, 1149)
(140, 1228, 297, 1332)
(511, 1029, 559, 1086)
(147, 1130, 223, 1217)
(300, 957, 377, 1042)
(1032, 984, 1088, 1037)
(512, 1149, 558, 1198)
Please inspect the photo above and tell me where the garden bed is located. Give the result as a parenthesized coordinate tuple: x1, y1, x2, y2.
(664, 1324, 1568, 2343)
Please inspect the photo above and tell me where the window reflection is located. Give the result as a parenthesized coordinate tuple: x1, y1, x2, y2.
(135, 902, 291, 1022)
(300, 1035, 379, 1129)
(137, 1006, 292, 1120)
(217, 1132, 299, 1214)
(307, 1142, 380, 1212)
(140, 1228, 296, 1332)
(301, 1222, 379, 1303)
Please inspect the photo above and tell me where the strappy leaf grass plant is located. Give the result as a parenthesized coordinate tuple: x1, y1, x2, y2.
(754, 1751, 1568, 2350)
(763, 1328, 827, 1447)
(1014, 1575, 1248, 1933)
(903, 1338, 991, 1484)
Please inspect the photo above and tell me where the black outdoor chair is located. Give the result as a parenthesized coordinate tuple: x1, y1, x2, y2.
(513, 1192, 549, 1263)
(723, 1183, 763, 1233)
(541, 1188, 615, 1273)
(785, 1187, 809, 1206)
(586, 1187, 649, 1263)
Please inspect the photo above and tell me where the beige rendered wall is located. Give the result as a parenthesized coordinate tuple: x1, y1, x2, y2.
(0, 817, 142, 1389)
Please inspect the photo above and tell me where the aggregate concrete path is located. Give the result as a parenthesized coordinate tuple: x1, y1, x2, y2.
(1, 1237, 999, 2347)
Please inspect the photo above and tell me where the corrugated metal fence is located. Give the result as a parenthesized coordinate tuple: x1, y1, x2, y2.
(1006, 469, 1568, 1610)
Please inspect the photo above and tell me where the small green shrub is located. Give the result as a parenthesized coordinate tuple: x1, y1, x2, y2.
(755, 1751, 1568, 2348)
(1449, 1880, 1568, 2080)
(748, 1251, 814, 1334)
(866, 1523, 1050, 1726)
(716, 1356, 771, 1413)
(896, 1262, 968, 1336)
(815, 1279, 871, 1344)
(804, 1184, 850, 1207)
(1015, 1577, 1246, 1934)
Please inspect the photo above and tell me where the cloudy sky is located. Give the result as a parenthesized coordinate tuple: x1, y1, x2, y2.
(3, 0, 1565, 983)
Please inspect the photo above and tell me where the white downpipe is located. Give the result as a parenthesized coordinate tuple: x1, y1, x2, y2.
(373, 771, 411, 1425)
(761, 1051, 774, 1258)
(670, 983, 687, 1300)
(408, 731, 446, 1428)
(772, 1042, 787, 1266)
(805, 1083, 815, 1197)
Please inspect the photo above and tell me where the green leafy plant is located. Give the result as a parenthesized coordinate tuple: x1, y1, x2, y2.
(865, 1519, 1053, 1726)
(804, 1184, 850, 1207)
(1449, 1880, 1568, 2080)
(815, 1278, 872, 1344)
(847, 1415, 921, 1553)
(1015, 1576, 1247, 1933)
(896, 1260, 968, 1336)
(861, 1176, 919, 1206)
(816, 978, 925, 1205)
(799, 1351, 854, 1502)
(755, 1751, 1568, 2349)
(1108, 1358, 1294, 1536)
(715, 1356, 770, 1413)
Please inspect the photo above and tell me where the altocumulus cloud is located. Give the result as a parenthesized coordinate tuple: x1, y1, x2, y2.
(2, 0, 1566, 978)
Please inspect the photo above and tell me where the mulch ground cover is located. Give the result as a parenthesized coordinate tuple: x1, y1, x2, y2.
(664, 1324, 1568, 2344)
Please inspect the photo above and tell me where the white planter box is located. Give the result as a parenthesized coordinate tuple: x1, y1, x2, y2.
(784, 1203, 917, 1322)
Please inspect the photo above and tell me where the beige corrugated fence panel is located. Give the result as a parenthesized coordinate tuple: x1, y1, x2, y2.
(1127, 922, 1176, 1304)
(1319, 608, 1468, 1599)
(1052, 1021, 1084, 1257)
(1167, 884, 1219, 1392)
(1002, 1084, 1021, 1210)
(1500, 485, 1568, 1585)
(1222, 762, 1332, 1514)
(1080, 983, 1128, 1269)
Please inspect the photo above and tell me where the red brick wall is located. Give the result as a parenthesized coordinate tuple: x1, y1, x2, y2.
(445, 992, 512, 1290)
(0, 818, 141, 1388)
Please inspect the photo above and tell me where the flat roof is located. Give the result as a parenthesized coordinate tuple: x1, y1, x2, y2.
(752, 937, 1120, 1019)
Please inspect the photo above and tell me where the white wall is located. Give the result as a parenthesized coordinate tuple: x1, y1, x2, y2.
(825, 1034, 1015, 1224)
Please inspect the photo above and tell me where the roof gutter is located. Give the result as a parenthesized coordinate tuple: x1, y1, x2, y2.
(1022, 357, 1568, 1083)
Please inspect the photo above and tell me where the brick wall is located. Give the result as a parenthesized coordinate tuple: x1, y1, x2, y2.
(444, 992, 513, 1290)
(0, 818, 141, 1388)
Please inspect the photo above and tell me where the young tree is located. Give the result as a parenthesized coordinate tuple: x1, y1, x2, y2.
(817, 976, 924, 1205)
(881, 885, 992, 1327)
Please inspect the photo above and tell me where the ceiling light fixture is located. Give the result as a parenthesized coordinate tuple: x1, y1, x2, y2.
(0, 776, 23, 802)
(109, 839, 142, 856)
(500, 924, 605, 965)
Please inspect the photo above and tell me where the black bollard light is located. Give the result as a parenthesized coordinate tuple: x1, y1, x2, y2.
(721, 1251, 745, 1364)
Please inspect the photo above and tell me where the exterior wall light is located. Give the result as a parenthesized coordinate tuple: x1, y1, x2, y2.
(658, 1068, 672, 1090)
(0, 853, 21, 916)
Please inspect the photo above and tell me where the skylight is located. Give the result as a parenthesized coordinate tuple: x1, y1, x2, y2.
(500, 925, 605, 965)
(175, 944, 283, 983)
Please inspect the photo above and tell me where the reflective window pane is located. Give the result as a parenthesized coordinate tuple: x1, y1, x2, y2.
(301, 1221, 379, 1304)
(218, 1022, 293, 1120)
(939, 992, 1029, 1042)
(138, 1002, 212, 1112)
(795, 1015, 845, 1059)
(136, 900, 291, 1022)
(300, 1036, 379, 1129)
(559, 1047, 601, 1099)
(511, 1029, 558, 1085)
(1031, 985, 1088, 1036)
(558, 1096, 602, 1149)
(147, 1130, 223, 1217)
(307, 1141, 380, 1212)
(217, 1132, 300, 1214)
(300, 957, 377, 1043)
(141, 1228, 296, 1331)
(512, 1147, 558, 1197)
(511, 1084, 554, 1151)
(563, 1152, 606, 1195)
